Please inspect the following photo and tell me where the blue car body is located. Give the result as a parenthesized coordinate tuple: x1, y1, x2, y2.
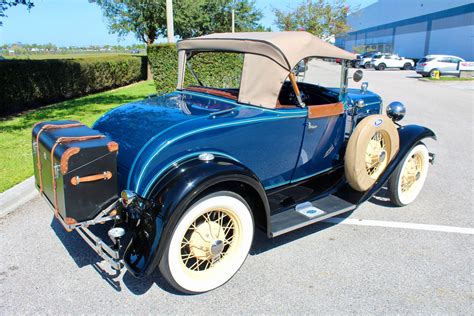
(93, 88, 381, 198)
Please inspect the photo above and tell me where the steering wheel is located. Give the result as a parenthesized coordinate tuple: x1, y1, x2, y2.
(288, 88, 309, 105)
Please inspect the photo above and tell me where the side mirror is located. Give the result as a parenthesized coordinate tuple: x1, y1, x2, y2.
(353, 69, 363, 82)
(386, 101, 406, 122)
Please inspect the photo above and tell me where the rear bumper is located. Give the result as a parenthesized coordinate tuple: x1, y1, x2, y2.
(39, 190, 124, 270)
(416, 70, 429, 76)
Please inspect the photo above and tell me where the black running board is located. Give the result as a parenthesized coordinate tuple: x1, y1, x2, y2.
(269, 194, 356, 237)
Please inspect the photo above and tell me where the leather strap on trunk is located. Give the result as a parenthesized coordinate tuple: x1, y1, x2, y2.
(49, 135, 105, 215)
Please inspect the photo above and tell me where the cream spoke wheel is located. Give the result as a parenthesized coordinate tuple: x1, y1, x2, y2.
(365, 131, 390, 179)
(160, 191, 254, 294)
(388, 144, 429, 206)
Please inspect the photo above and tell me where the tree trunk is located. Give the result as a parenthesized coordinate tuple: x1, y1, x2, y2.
(147, 54, 152, 81)
(146, 38, 154, 81)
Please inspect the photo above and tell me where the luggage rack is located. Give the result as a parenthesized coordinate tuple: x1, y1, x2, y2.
(40, 193, 125, 271)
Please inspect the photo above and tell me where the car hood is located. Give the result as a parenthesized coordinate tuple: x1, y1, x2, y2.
(93, 91, 235, 170)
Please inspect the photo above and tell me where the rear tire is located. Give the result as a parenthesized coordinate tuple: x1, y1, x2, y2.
(403, 63, 412, 70)
(377, 63, 386, 71)
(159, 191, 254, 294)
(364, 62, 371, 69)
(388, 143, 429, 206)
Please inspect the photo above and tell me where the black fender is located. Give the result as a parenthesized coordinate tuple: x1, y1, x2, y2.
(339, 124, 436, 205)
(123, 154, 269, 277)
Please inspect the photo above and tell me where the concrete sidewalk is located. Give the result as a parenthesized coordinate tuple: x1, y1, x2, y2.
(0, 176, 37, 218)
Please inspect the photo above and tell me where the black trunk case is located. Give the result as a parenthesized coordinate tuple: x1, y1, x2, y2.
(32, 120, 118, 223)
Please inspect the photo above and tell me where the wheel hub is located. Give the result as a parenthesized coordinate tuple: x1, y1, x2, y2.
(210, 239, 224, 256)
(379, 150, 386, 163)
(188, 221, 224, 259)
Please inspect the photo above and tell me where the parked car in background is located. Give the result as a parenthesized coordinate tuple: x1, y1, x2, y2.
(353, 51, 380, 69)
(415, 55, 465, 77)
(371, 54, 414, 70)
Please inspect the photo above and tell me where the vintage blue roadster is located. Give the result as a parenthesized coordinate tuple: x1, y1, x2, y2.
(32, 32, 435, 293)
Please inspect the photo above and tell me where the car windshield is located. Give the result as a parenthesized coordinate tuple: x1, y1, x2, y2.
(291, 58, 344, 101)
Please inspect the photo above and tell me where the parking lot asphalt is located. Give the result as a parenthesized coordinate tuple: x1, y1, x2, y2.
(1, 70, 473, 314)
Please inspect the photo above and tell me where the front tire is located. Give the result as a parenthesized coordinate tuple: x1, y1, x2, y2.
(388, 143, 429, 206)
(364, 62, 371, 69)
(403, 63, 412, 70)
(159, 191, 254, 294)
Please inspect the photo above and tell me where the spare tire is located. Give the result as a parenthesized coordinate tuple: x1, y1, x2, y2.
(345, 114, 399, 191)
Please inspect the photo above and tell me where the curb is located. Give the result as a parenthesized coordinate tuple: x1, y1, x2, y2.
(0, 176, 38, 218)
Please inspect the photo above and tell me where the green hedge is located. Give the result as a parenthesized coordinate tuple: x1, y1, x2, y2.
(148, 44, 243, 94)
(0, 56, 147, 116)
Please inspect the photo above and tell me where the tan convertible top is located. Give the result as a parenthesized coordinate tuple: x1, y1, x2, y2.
(177, 32, 356, 108)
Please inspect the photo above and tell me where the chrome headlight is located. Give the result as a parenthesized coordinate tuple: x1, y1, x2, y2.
(386, 101, 406, 122)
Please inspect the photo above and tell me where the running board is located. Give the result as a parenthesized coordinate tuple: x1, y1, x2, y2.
(269, 194, 356, 237)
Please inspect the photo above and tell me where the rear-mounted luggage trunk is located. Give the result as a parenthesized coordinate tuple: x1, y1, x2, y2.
(32, 120, 119, 229)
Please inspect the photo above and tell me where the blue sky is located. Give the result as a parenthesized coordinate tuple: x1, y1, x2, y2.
(0, 0, 377, 46)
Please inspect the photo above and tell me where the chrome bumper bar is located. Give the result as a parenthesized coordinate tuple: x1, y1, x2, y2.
(75, 226, 123, 270)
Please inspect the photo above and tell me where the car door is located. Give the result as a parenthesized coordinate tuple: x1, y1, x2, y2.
(447, 57, 462, 74)
(291, 104, 346, 183)
(437, 57, 454, 74)
(287, 58, 347, 183)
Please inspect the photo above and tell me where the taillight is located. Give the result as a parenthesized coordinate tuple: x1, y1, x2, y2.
(419, 63, 427, 66)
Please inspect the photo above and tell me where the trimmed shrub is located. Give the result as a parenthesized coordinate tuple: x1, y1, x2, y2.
(0, 56, 147, 116)
(148, 44, 243, 94)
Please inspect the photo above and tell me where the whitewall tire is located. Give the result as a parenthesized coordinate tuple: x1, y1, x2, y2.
(388, 143, 429, 206)
(159, 191, 254, 294)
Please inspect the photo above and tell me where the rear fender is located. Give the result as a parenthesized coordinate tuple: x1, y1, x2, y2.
(123, 155, 269, 277)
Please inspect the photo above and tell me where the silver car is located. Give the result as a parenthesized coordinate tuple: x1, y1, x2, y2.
(416, 55, 465, 77)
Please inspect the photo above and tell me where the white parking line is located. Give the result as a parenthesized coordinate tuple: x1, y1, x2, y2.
(324, 217, 474, 235)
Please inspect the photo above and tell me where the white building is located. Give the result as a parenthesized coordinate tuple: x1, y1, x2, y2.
(335, 0, 474, 60)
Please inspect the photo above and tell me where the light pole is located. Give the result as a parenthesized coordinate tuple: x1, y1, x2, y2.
(231, 9, 235, 33)
(166, 0, 175, 43)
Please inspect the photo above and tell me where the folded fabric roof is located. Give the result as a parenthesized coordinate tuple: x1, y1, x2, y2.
(177, 32, 356, 109)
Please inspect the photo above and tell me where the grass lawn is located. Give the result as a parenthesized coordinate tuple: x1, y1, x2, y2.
(0, 80, 156, 193)
(425, 77, 474, 81)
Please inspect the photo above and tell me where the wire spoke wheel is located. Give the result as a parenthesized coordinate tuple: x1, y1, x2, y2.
(160, 191, 254, 294)
(388, 143, 429, 206)
(400, 152, 423, 193)
(180, 210, 237, 272)
(365, 131, 390, 179)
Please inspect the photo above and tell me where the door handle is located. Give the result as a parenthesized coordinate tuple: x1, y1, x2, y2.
(306, 122, 318, 130)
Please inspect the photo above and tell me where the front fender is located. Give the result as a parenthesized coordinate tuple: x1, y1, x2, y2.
(123, 155, 269, 277)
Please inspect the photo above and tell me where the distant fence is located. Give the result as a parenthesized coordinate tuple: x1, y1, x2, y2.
(0, 56, 147, 116)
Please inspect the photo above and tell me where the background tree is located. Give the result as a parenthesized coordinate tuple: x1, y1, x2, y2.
(94, 0, 265, 43)
(0, 0, 33, 26)
(93, 0, 265, 78)
(273, 0, 351, 41)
